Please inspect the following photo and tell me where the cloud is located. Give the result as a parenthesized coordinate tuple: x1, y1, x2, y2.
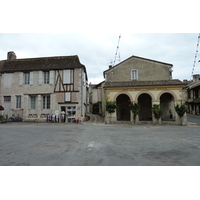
(1, 33, 200, 83)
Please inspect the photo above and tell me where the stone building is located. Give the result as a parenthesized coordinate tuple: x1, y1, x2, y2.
(89, 81, 105, 116)
(186, 74, 200, 115)
(103, 55, 187, 124)
(0, 52, 88, 122)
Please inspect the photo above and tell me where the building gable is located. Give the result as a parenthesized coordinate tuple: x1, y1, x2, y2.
(104, 55, 173, 82)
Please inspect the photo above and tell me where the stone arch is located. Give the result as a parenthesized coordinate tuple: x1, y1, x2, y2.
(160, 92, 175, 121)
(135, 91, 155, 102)
(138, 93, 152, 121)
(114, 92, 132, 102)
(157, 91, 177, 101)
(116, 94, 131, 121)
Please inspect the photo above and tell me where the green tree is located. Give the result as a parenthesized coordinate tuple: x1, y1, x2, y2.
(105, 99, 117, 114)
(175, 102, 187, 118)
(152, 104, 162, 120)
(129, 101, 140, 123)
(105, 99, 117, 124)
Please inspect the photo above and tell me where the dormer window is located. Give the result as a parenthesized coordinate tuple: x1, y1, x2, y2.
(131, 69, 138, 80)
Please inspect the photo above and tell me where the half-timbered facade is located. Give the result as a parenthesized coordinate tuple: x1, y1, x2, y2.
(0, 52, 88, 122)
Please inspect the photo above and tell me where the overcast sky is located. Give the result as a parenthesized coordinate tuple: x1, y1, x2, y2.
(0, 33, 200, 83)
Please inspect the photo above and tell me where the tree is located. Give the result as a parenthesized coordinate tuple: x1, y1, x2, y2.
(152, 104, 162, 120)
(105, 99, 117, 124)
(129, 101, 140, 124)
(175, 102, 187, 118)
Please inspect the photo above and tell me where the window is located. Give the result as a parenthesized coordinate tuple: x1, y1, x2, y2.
(63, 70, 71, 84)
(30, 96, 36, 109)
(131, 69, 138, 80)
(4, 96, 11, 102)
(44, 72, 50, 84)
(65, 92, 71, 102)
(42, 95, 50, 109)
(66, 107, 76, 116)
(24, 72, 30, 85)
(16, 96, 21, 109)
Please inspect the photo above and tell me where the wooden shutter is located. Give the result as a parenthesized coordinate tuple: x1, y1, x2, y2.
(11, 95, 15, 109)
(30, 72, 33, 85)
(50, 71, 54, 85)
(39, 71, 43, 84)
(19, 72, 23, 85)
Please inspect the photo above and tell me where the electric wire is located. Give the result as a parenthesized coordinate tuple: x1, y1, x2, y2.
(191, 33, 200, 79)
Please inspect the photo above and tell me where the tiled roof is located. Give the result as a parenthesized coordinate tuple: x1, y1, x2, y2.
(187, 81, 200, 90)
(0, 55, 86, 73)
(104, 80, 187, 88)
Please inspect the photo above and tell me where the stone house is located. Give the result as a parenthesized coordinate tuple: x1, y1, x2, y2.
(0, 52, 88, 122)
(89, 81, 105, 116)
(186, 74, 200, 115)
(103, 55, 188, 124)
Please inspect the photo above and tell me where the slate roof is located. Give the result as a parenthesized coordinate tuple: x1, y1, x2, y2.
(104, 80, 187, 88)
(0, 55, 86, 74)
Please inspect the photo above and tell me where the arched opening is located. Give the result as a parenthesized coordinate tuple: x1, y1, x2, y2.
(138, 93, 152, 121)
(116, 94, 131, 121)
(160, 93, 175, 121)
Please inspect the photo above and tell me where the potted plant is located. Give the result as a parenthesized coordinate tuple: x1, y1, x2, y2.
(129, 101, 140, 124)
(152, 104, 162, 124)
(105, 99, 117, 124)
(175, 101, 187, 125)
(0, 115, 7, 123)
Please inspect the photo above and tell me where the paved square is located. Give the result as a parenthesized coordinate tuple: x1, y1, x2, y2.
(0, 123, 200, 166)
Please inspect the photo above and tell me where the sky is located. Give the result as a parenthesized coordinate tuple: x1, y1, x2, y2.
(0, 33, 200, 84)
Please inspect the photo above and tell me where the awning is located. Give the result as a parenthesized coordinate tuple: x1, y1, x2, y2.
(0, 106, 4, 111)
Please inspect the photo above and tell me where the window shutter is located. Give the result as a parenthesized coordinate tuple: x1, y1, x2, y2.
(19, 72, 23, 85)
(11, 95, 15, 109)
(39, 71, 43, 84)
(30, 72, 33, 85)
(50, 71, 54, 85)
(21, 95, 24, 109)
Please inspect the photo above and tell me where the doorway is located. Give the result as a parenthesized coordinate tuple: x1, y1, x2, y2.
(160, 93, 175, 120)
(116, 94, 131, 121)
(138, 93, 152, 121)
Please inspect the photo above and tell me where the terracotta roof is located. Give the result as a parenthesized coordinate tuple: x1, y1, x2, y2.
(0, 55, 86, 73)
(104, 80, 187, 88)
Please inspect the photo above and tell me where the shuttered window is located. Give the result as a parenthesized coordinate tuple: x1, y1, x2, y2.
(44, 72, 50, 84)
(42, 95, 50, 109)
(24, 72, 30, 85)
(16, 96, 21, 109)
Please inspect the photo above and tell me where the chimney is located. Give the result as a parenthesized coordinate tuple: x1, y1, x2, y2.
(193, 74, 200, 82)
(7, 51, 17, 60)
(109, 65, 112, 69)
